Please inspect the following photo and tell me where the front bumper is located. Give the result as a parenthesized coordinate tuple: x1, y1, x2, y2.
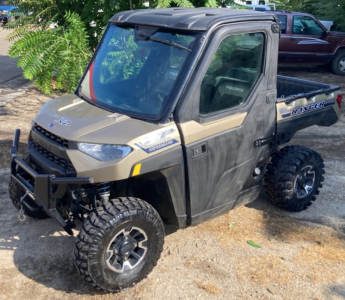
(10, 129, 94, 235)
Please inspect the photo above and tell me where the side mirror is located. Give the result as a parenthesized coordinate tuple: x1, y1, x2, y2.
(322, 31, 328, 37)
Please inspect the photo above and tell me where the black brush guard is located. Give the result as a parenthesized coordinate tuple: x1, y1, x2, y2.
(10, 129, 94, 235)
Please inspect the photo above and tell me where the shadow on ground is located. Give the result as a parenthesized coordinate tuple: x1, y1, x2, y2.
(1, 182, 344, 296)
(0, 55, 29, 89)
(0, 196, 106, 295)
(246, 191, 345, 242)
(0, 140, 28, 168)
(329, 285, 345, 299)
(0, 166, 179, 296)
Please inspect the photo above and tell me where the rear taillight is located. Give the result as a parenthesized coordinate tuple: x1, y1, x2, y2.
(336, 94, 342, 109)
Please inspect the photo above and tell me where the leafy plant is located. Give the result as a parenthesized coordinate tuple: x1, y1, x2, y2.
(312, 0, 345, 32)
(228, 221, 235, 229)
(5, 0, 148, 49)
(5, 0, 240, 94)
(274, 0, 309, 12)
(156, 0, 238, 9)
(273, 0, 345, 32)
(100, 33, 147, 83)
(7, 11, 92, 94)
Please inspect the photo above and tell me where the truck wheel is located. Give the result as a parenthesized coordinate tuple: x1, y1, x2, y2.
(7, 16, 15, 23)
(8, 155, 49, 219)
(74, 197, 164, 292)
(331, 51, 345, 76)
(264, 146, 324, 212)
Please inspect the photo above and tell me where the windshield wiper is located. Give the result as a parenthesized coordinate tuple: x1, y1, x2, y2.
(136, 30, 192, 52)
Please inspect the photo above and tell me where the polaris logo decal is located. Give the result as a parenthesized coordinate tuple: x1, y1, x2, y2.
(226, 86, 244, 93)
(52, 113, 71, 126)
(282, 101, 334, 118)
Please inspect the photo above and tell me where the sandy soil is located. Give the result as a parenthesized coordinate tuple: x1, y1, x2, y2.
(0, 65, 344, 300)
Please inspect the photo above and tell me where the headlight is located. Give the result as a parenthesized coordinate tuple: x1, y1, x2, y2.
(77, 143, 132, 162)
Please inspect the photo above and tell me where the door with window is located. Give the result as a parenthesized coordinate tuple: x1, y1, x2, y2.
(178, 25, 277, 225)
(288, 15, 331, 62)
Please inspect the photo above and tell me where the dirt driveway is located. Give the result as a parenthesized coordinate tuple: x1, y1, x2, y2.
(0, 65, 345, 300)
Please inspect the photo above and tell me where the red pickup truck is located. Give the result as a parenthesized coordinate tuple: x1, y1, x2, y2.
(272, 11, 345, 76)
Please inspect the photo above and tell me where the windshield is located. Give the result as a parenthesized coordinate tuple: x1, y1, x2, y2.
(79, 25, 198, 120)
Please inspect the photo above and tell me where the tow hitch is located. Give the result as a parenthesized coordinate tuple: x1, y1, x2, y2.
(18, 191, 28, 222)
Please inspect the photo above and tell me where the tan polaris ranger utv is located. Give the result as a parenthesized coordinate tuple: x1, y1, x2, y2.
(9, 8, 342, 292)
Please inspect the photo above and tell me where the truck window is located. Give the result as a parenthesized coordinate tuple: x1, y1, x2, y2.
(277, 15, 287, 34)
(292, 16, 324, 35)
(200, 32, 264, 115)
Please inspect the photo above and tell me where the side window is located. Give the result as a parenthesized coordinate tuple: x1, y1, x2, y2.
(292, 16, 324, 35)
(278, 15, 287, 34)
(200, 32, 264, 115)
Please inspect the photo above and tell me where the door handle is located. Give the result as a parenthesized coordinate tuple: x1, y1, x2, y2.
(290, 38, 296, 41)
(192, 143, 207, 158)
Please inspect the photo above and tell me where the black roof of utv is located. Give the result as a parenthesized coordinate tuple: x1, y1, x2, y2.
(110, 8, 277, 31)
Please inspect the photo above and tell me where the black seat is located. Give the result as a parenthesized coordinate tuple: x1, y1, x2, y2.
(202, 78, 249, 114)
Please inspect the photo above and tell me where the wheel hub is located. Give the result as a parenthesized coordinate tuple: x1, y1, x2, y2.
(294, 165, 316, 199)
(340, 58, 345, 72)
(119, 240, 137, 258)
(105, 226, 148, 273)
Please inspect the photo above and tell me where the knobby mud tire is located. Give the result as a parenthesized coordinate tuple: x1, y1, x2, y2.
(8, 155, 49, 219)
(74, 197, 165, 292)
(264, 145, 324, 212)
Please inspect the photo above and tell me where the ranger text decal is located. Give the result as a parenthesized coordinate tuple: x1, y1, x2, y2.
(282, 101, 334, 118)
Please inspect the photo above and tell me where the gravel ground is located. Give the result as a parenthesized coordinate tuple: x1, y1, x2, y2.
(0, 65, 344, 300)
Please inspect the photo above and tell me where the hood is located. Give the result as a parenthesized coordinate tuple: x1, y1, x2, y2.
(34, 94, 165, 145)
(35, 94, 130, 141)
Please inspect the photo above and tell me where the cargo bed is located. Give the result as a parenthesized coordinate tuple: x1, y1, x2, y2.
(275, 76, 341, 145)
(277, 75, 340, 104)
